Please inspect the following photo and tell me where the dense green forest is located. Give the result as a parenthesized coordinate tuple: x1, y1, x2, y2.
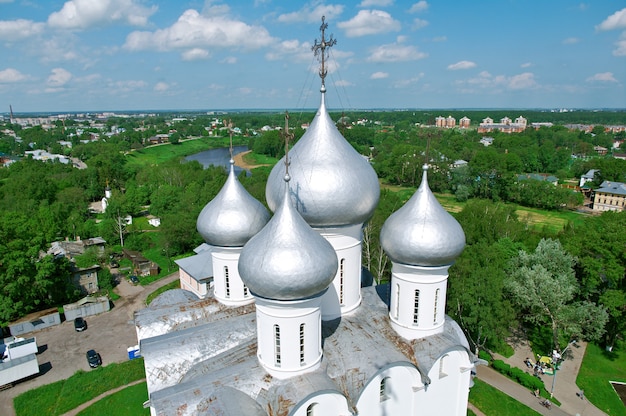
(0, 111, 624, 356)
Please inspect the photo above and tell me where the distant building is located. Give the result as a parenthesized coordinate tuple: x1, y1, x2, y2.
(579, 169, 598, 187)
(478, 115, 527, 134)
(592, 181, 626, 212)
(459, 116, 471, 128)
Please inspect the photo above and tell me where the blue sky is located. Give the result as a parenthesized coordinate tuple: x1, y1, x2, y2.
(0, 0, 625, 112)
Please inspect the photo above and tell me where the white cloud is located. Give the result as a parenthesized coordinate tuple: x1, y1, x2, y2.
(0, 68, 28, 83)
(586, 72, 618, 82)
(412, 18, 428, 30)
(154, 82, 170, 92)
(393, 73, 424, 88)
(0, 19, 45, 40)
(338, 10, 401, 37)
(359, 0, 393, 7)
(182, 48, 210, 61)
(48, 0, 157, 30)
(266, 39, 313, 62)
(508, 72, 537, 90)
(277, 4, 344, 23)
(220, 56, 238, 64)
(463, 71, 538, 90)
(107, 79, 148, 93)
(367, 43, 426, 62)
(334, 79, 353, 87)
(125, 9, 276, 52)
(47, 68, 72, 87)
(409, 1, 428, 13)
(370, 71, 389, 79)
(562, 37, 579, 44)
(613, 35, 626, 56)
(521, 62, 533, 68)
(596, 8, 626, 31)
(447, 60, 476, 70)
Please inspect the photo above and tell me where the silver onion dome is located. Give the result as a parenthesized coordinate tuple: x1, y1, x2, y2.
(196, 161, 270, 247)
(380, 164, 466, 266)
(265, 93, 380, 227)
(239, 175, 338, 300)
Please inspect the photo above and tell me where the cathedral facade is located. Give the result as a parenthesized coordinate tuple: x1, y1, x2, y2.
(134, 18, 477, 416)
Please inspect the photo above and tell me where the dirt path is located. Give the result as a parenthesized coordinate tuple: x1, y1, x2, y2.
(60, 378, 146, 416)
(232, 150, 270, 170)
(0, 272, 179, 416)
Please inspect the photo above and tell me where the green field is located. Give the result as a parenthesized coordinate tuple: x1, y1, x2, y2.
(469, 379, 541, 416)
(577, 343, 626, 416)
(77, 382, 150, 416)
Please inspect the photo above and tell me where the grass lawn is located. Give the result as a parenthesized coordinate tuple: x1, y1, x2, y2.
(577, 343, 626, 416)
(77, 382, 150, 416)
(124, 137, 244, 167)
(14, 359, 145, 416)
(469, 379, 541, 415)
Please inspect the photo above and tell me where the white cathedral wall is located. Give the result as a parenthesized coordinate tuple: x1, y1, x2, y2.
(212, 247, 253, 306)
(417, 348, 473, 416)
(389, 263, 450, 339)
(255, 296, 323, 379)
(318, 224, 363, 320)
(292, 391, 352, 416)
(355, 363, 423, 416)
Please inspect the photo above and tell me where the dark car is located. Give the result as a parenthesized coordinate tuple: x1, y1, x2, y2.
(86, 349, 102, 368)
(74, 317, 87, 332)
(130, 275, 139, 284)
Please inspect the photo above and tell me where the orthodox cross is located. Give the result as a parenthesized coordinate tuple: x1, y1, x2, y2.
(283, 111, 293, 177)
(226, 119, 234, 160)
(311, 16, 337, 91)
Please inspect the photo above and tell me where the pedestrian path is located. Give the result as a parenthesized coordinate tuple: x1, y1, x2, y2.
(478, 337, 607, 416)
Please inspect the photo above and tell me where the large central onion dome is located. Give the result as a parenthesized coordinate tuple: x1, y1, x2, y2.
(197, 161, 270, 247)
(239, 174, 338, 300)
(265, 94, 380, 228)
(380, 165, 465, 266)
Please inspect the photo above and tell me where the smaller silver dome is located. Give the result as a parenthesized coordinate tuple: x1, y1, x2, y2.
(197, 161, 270, 247)
(380, 165, 465, 266)
(239, 177, 338, 300)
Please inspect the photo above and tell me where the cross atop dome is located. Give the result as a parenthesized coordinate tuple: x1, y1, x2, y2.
(282, 111, 293, 180)
(312, 16, 337, 92)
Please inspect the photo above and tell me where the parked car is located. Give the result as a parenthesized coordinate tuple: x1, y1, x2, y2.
(74, 317, 87, 332)
(86, 349, 102, 368)
(130, 275, 139, 284)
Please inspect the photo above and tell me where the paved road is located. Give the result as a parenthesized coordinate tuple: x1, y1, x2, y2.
(479, 335, 608, 416)
(0, 272, 179, 416)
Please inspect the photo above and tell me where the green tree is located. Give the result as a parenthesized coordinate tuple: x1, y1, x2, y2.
(505, 238, 608, 353)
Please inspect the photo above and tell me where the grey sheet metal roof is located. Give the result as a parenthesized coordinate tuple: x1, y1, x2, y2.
(597, 180, 626, 195)
(134, 289, 255, 341)
(144, 285, 472, 415)
(174, 250, 214, 282)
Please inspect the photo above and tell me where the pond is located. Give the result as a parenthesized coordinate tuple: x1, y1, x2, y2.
(184, 145, 248, 176)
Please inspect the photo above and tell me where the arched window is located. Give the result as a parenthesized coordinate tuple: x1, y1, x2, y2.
(339, 258, 345, 305)
(439, 354, 449, 378)
(433, 288, 440, 324)
(299, 323, 305, 365)
(394, 283, 400, 319)
(274, 325, 281, 367)
(306, 403, 317, 416)
(380, 376, 390, 402)
(224, 266, 230, 298)
(413, 289, 420, 325)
